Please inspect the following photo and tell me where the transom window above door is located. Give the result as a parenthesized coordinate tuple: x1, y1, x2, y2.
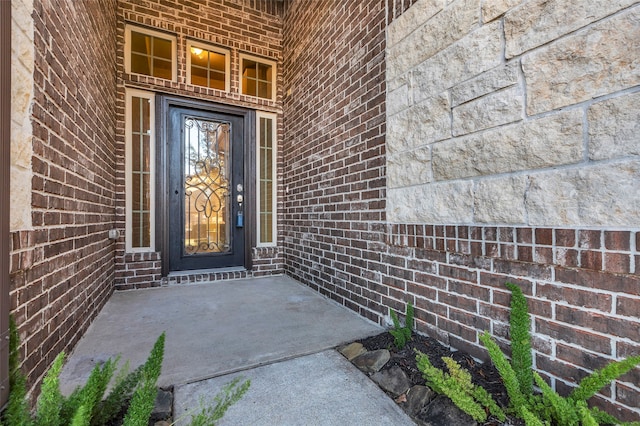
(123, 26, 278, 102)
(187, 41, 230, 91)
(240, 53, 276, 100)
(125, 25, 177, 81)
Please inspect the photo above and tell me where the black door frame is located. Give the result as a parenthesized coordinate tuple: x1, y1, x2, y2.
(167, 108, 245, 271)
(156, 95, 255, 276)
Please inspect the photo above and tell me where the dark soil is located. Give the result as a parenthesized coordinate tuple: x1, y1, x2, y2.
(357, 331, 520, 426)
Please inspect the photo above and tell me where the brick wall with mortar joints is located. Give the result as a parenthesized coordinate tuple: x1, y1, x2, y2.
(383, 0, 640, 420)
(9, 0, 118, 396)
(385, 224, 640, 420)
(284, 0, 640, 421)
(114, 0, 285, 288)
(282, 0, 388, 324)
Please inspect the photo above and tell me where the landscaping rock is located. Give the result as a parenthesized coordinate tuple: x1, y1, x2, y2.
(404, 385, 435, 417)
(371, 365, 412, 397)
(339, 342, 367, 360)
(150, 387, 173, 422)
(352, 349, 390, 373)
(416, 395, 477, 426)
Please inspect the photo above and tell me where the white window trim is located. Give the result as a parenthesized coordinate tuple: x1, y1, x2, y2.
(256, 111, 277, 247)
(125, 88, 156, 253)
(124, 24, 177, 82)
(186, 40, 231, 92)
(239, 53, 277, 101)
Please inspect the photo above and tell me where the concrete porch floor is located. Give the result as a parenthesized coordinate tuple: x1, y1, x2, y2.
(59, 275, 416, 425)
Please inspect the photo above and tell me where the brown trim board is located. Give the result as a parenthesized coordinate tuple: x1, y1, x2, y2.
(0, 0, 12, 407)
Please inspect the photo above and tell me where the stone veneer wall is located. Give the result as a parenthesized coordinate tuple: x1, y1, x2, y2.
(283, 0, 639, 421)
(10, 0, 34, 232)
(114, 0, 285, 289)
(385, 0, 640, 420)
(9, 0, 118, 394)
(387, 0, 640, 227)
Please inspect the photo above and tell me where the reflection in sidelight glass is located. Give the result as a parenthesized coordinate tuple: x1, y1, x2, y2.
(131, 96, 151, 248)
(258, 116, 275, 244)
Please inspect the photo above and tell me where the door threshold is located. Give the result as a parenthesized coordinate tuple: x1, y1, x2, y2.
(163, 267, 250, 286)
(167, 266, 247, 277)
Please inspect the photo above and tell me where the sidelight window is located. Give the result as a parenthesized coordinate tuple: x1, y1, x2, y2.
(256, 112, 277, 246)
(125, 89, 155, 252)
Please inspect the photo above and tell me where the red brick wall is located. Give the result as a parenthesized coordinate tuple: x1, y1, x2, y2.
(10, 0, 118, 393)
(283, 0, 639, 420)
(8, 0, 639, 419)
(387, 224, 640, 419)
(115, 0, 285, 288)
(282, 0, 388, 323)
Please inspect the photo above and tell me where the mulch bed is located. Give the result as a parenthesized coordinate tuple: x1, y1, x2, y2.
(357, 331, 521, 426)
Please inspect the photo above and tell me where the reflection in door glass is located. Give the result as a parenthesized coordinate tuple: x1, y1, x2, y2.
(184, 117, 231, 254)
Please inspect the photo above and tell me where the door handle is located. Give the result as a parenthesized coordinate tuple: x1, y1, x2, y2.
(236, 191, 244, 228)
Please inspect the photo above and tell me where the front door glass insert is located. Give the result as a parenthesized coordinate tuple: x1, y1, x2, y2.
(183, 117, 231, 255)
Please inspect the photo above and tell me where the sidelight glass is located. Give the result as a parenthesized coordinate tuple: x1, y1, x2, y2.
(130, 95, 153, 249)
(257, 114, 276, 245)
(183, 117, 232, 254)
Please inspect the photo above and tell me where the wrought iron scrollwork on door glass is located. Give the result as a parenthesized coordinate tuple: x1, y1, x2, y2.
(183, 117, 231, 255)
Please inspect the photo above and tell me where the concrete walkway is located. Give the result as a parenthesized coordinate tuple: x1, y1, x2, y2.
(59, 275, 416, 425)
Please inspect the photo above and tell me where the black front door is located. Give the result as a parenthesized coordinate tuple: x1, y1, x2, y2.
(167, 106, 245, 271)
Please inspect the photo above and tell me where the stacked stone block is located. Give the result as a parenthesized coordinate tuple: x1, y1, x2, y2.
(385, 0, 640, 419)
(387, 0, 640, 227)
(10, 0, 34, 232)
(6, 0, 639, 419)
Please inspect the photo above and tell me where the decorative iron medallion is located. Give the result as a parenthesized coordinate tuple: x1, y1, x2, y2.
(183, 117, 231, 255)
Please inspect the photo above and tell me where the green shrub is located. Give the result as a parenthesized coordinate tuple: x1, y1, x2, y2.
(479, 331, 528, 417)
(35, 352, 65, 426)
(123, 333, 165, 426)
(505, 282, 533, 397)
(1, 325, 163, 426)
(480, 282, 640, 426)
(91, 362, 142, 426)
(187, 377, 251, 426)
(534, 372, 578, 426)
(3, 317, 32, 426)
(569, 354, 640, 404)
(2, 324, 249, 426)
(389, 302, 413, 349)
(416, 351, 505, 422)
